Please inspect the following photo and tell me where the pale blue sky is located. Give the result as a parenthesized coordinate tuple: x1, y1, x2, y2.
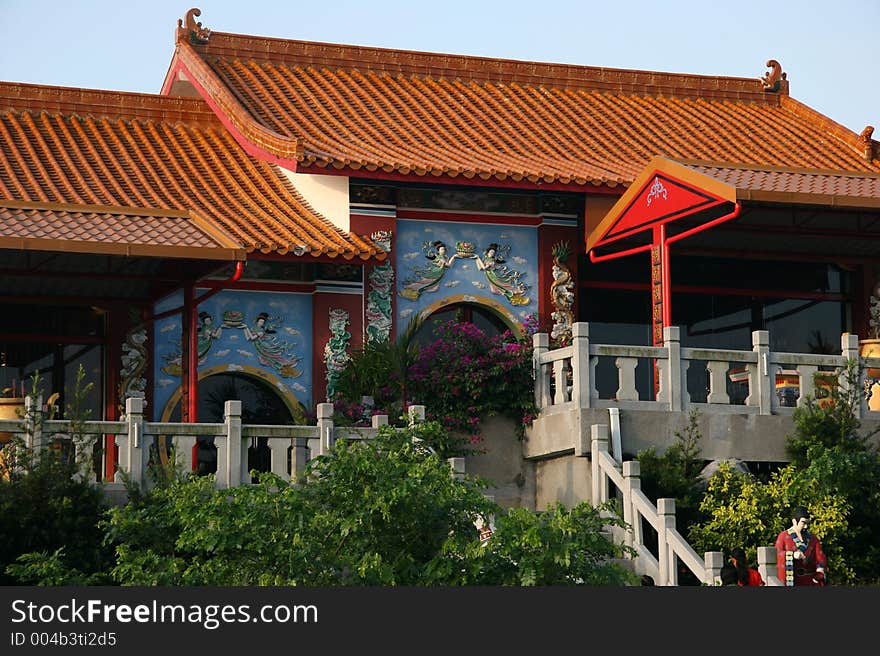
(0, 0, 877, 134)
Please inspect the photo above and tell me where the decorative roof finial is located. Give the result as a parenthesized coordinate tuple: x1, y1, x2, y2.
(861, 126, 875, 161)
(177, 8, 211, 45)
(760, 59, 786, 92)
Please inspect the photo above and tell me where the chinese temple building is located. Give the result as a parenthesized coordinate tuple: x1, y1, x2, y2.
(1, 8, 879, 479)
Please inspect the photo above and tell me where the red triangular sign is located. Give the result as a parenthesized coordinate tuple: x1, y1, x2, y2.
(602, 173, 726, 243)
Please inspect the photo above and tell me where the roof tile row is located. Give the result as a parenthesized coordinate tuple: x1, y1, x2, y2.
(0, 83, 381, 260)
(166, 31, 880, 188)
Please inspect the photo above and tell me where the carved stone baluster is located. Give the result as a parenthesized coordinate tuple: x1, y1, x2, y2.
(706, 361, 730, 405)
(615, 357, 638, 401)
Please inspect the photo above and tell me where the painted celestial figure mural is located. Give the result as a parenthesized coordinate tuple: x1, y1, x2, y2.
(399, 240, 459, 300)
(161, 309, 302, 379)
(474, 242, 530, 306)
(240, 312, 302, 378)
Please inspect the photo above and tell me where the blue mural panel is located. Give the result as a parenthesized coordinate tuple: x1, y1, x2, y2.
(395, 219, 538, 330)
(152, 289, 312, 421)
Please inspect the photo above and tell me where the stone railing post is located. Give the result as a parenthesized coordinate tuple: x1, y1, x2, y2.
(76, 438, 95, 483)
(316, 402, 334, 457)
(590, 424, 609, 506)
(408, 405, 426, 445)
(706, 361, 730, 405)
(113, 430, 127, 484)
(704, 551, 725, 586)
(553, 359, 568, 405)
(267, 439, 288, 481)
(24, 394, 43, 463)
(657, 498, 676, 586)
(172, 434, 197, 474)
(290, 437, 310, 483)
(662, 327, 683, 411)
(219, 400, 242, 489)
(841, 332, 864, 418)
(622, 460, 640, 552)
(757, 546, 781, 586)
(124, 397, 144, 487)
(797, 364, 818, 406)
(371, 414, 389, 429)
(448, 456, 466, 481)
(746, 330, 772, 415)
(533, 332, 550, 409)
(408, 404, 425, 425)
(571, 322, 592, 408)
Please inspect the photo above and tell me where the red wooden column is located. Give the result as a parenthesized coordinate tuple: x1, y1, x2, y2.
(651, 240, 663, 347)
(586, 159, 742, 399)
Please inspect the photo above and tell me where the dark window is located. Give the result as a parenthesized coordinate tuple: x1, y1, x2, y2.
(167, 373, 295, 478)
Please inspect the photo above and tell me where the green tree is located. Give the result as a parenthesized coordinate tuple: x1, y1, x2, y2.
(785, 359, 877, 469)
(635, 409, 707, 531)
(0, 369, 112, 585)
(107, 421, 634, 586)
(330, 315, 425, 424)
(684, 360, 880, 584)
(429, 502, 636, 586)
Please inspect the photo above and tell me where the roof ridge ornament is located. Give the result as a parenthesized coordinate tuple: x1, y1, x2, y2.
(760, 59, 787, 92)
(860, 126, 875, 161)
(178, 8, 211, 45)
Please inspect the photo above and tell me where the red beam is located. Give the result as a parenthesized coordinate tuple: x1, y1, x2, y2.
(396, 209, 544, 226)
(666, 203, 743, 245)
(300, 163, 624, 194)
(589, 242, 653, 263)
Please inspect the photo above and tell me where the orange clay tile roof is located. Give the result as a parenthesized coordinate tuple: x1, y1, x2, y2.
(165, 30, 880, 189)
(0, 204, 231, 260)
(681, 162, 880, 208)
(0, 82, 382, 260)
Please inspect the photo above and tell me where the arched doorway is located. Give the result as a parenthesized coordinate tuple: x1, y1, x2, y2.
(412, 300, 515, 348)
(164, 372, 298, 478)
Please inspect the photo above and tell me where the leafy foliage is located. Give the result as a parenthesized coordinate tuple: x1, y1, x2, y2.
(107, 421, 632, 586)
(408, 318, 538, 442)
(0, 457, 114, 584)
(329, 315, 425, 425)
(0, 369, 112, 585)
(429, 502, 637, 586)
(785, 360, 876, 469)
(683, 359, 880, 584)
(635, 409, 707, 530)
(6, 547, 106, 586)
(328, 316, 539, 456)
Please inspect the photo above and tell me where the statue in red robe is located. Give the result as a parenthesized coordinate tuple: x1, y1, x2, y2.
(775, 506, 827, 586)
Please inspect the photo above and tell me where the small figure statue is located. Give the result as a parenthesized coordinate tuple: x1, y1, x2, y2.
(775, 505, 827, 586)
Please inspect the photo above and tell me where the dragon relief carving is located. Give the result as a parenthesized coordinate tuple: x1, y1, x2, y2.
(549, 241, 575, 346)
(178, 8, 211, 45)
(760, 59, 786, 92)
(118, 310, 148, 414)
